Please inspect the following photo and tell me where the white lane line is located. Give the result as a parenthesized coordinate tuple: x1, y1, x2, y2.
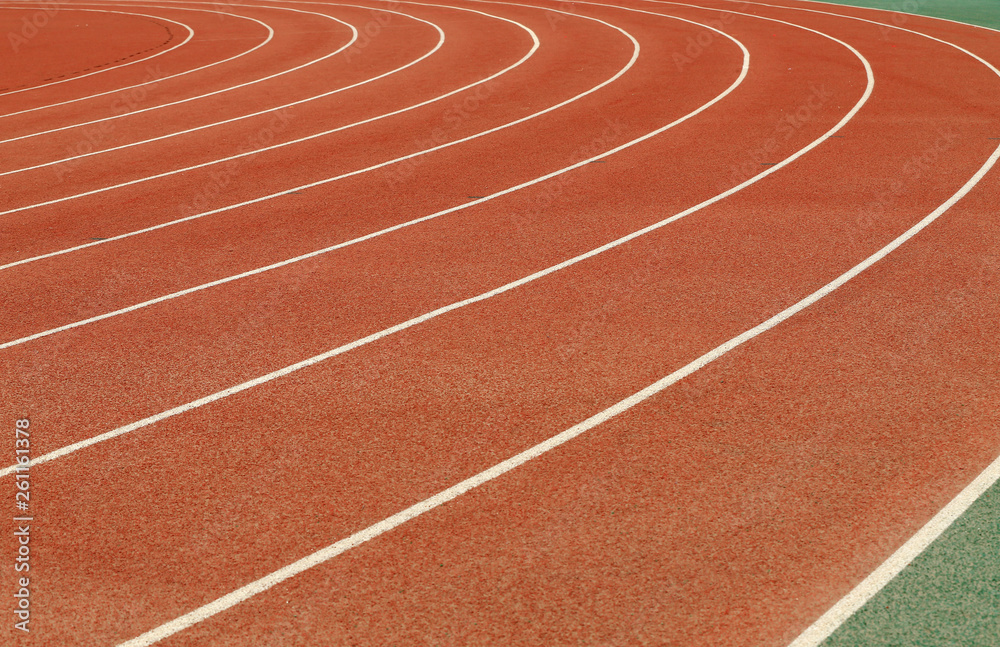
(0, 0, 859, 472)
(802, 0, 1000, 36)
(0, 0, 872, 462)
(0, 4, 639, 342)
(0, 0, 866, 354)
(705, 1, 1000, 644)
(0, 1, 873, 468)
(115, 90, 1000, 647)
(0, 2, 671, 470)
(0, 2, 260, 117)
(0, 1, 355, 148)
(0, 0, 472, 177)
(788, 451, 1000, 646)
(0, 1, 598, 265)
(0, 4, 195, 99)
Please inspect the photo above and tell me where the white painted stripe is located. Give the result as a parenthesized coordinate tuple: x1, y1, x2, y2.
(0, 1, 262, 118)
(0, 0, 540, 228)
(0, 0, 511, 177)
(0, 1, 354, 148)
(113, 138, 1000, 647)
(0, 3, 715, 469)
(703, 1, 1000, 643)
(802, 0, 1000, 36)
(788, 450, 1000, 646)
(0, 0, 876, 463)
(0, 1, 868, 353)
(0, 4, 196, 99)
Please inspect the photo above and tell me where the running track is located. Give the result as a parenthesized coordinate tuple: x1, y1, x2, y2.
(1, 0, 998, 644)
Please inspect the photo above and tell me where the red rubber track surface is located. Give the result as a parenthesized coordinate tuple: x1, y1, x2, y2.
(0, 6, 178, 93)
(0, 4, 246, 111)
(1, 0, 998, 645)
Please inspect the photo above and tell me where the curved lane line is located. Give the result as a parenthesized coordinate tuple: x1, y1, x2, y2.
(0, 1, 866, 421)
(0, 2, 874, 469)
(0, 1, 263, 117)
(0, 1, 540, 225)
(0, 1, 356, 147)
(112, 5, 1000, 643)
(99, 7, 822, 637)
(0, 1, 866, 359)
(0, 4, 195, 98)
(704, 3, 1000, 646)
(0, 3, 658, 462)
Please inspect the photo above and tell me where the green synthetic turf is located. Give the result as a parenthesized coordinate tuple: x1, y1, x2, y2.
(822, 482, 1000, 646)
(812, 0, 1000, 29)
(805, 3, 1000, 645)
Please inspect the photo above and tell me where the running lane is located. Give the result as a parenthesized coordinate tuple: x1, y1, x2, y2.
(0, 0, 854, 644)
(0, 3, 249, 113)
(52, 1, 1000, 645)
(0, 4, 179, 93)
(0, 2, 755, 644)
(2, 1, 997, 646)
(0, 1, 355, 164)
